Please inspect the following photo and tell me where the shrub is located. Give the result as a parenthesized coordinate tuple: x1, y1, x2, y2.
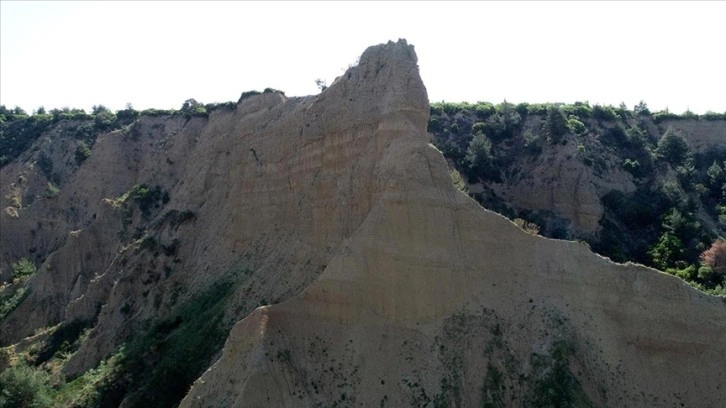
(603, 124, 627, 147)
(238, 90, 261, 102)
(562, 101, 592, 118)
(591, 104, 618, 121)
(0, 362, 53, 408)
(11, 258, 36, 279)
(180, 99, 207, 118)
(449, 168, 467, 193)
(623, 158, 641, 176)
(75, 141, 92, 164)
(566, 118, 586, 135)
(129, 184, 166, 216)
(625, 125, 648, 148)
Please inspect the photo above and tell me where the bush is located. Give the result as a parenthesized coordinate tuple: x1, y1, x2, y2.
(180, 99, 207, 118)
(591, 104, 618, 121)
(566, 118, 586, 135)
(93, 105, 117, 130)
(473, 102, 496, 119)
(238, 90, 261, 102)
(0, 362, 53, 408)
(75, 141, 91, 164)
(11, 258, 36, 280)
(623, 158, 641, 176)
(562, 101, 592, 118)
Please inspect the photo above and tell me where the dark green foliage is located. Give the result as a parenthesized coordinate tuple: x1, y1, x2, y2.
(116, 105, 139, 124)
(427, 116, 443, 133)
(602, 124, 627, 146)
(473, 102, 496, 120)
(0, 113, 54, 167)
(464, 132, 494, 180)
(485, 101, 521, 142)
(92, 105, 117, 131)
(622, 158, 641, 177)
(656, 127, 690, 166)
(204, 102, 236, 113)
(625, 125, 648, 148)
(591, 104, 618, 121)
(701, 111, 726, 121)
(129, 184, 166, 217)
(139, 108, 177, 117)
(562, 101, 593, 118)
(10, 258, 36, 280)
(180, 99, 207, 118)
(634, 100, 650, 116)
(263, 87, 284, 95)
(238, 90, 262, 102)
(96, 279, 236, 408)
(35, 319, 92, 364)
(529, 340, 591, 408)
(0, 362, 53, 408)
(649, 232, 685, 270)
(481, 363, 504, 408)
(429, 100, 724, 293)
(543, 105, 568, 142)
(75, 141, 91, 164)
(566, 118, 586, 135)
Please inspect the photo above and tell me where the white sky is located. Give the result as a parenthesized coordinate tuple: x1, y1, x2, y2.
(1, 1, 725, 114)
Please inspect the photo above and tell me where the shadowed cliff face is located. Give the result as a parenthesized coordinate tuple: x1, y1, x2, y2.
(1, 40, 725, 407)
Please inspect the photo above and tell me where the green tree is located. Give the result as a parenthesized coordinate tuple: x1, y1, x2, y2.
(464, 131, 493, 179)
(656, 127, 690, 166)
(544, 105, 568, 142)
(180, 98, 207, 118)
(649, 231, 685, 270)
(634, 100, 650, 115)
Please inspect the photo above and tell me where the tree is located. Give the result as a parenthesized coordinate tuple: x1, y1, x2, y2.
(700, 240, 726, 274)
(634, 100, 650, 115)
(464, 131, 493, 180)
(180, 98, 207, 118)
(656, 127, 690, 166)
(699, 240, 726, 287)
(544, 105, 568, 142)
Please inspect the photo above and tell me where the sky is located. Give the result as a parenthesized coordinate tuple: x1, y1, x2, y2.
(1, 1, 725, 114)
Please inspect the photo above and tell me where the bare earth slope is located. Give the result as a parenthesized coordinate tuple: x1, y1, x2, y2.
(180, 42, 726, 407)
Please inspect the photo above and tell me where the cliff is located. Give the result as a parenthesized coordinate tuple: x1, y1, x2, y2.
(1, 40, 724, 407)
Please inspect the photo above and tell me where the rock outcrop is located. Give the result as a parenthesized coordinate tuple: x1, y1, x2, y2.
(1, 40, 725, 407)
(179, 41, 725, 407)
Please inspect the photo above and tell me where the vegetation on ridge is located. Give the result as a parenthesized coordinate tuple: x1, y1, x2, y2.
(429, 100, 726, 295)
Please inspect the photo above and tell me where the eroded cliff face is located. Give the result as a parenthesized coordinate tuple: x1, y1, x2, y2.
(179, 42, 726, 407)
(1, 40, 725, 407)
